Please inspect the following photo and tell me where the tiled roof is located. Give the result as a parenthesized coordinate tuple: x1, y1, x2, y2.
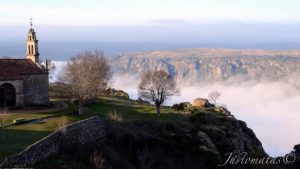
(0, 59, 48, 81)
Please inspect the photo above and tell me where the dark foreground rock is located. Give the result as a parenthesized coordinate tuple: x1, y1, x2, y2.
(36, 113, 274, 169)
(280, 144, 300, 169)
(2, 113, 296, 169)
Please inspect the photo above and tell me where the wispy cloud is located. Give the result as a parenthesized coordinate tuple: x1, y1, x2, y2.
(2, 0, 300, 25)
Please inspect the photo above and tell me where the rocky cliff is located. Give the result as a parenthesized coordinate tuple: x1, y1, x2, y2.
(34, 113, 278, 169)
(110, 48, 300, 83)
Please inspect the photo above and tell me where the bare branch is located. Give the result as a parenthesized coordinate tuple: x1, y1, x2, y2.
(208, 90, 221, 104)
(138, 69, 180, 115)
(60, 50, 112, 114)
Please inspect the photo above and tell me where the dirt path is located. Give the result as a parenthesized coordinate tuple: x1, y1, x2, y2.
(7, 101, 68, 114)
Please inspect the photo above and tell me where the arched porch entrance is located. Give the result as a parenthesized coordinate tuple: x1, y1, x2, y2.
(0, 83, 16, 107)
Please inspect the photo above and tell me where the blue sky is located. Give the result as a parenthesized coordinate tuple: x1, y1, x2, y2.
(1, 0, 300, 25)
(1, 0, 300, 56)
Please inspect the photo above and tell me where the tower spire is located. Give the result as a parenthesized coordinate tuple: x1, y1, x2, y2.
(30, 18, 33, 29)
(26, 18, 39, 63)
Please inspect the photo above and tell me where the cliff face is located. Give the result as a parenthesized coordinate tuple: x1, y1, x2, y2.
(35, 113, 272, 169)
(110, 48, 300, 82)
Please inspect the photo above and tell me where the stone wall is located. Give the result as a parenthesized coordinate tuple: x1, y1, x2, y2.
(23, 74, 49, 105)
(0, 116, 105, 168)
(0, 74, 49, 106)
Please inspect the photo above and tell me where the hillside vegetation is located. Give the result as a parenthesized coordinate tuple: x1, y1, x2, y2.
(0, 84, 187, 163)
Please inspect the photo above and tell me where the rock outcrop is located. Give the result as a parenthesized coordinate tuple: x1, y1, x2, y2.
(293, 144, 300, 168)
(192, 98, 213, 108)
(34, 113, 272, 169)
(215, 106, 231, 116)
(105, 88, 129, 99)
(281, 144, 300, 169)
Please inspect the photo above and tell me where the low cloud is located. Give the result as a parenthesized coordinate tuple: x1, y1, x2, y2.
(112, 74, 300, 157)
(50, 61, 68, 82)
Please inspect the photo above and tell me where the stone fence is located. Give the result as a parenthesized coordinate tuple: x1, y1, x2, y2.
(1, 116, 105, 168)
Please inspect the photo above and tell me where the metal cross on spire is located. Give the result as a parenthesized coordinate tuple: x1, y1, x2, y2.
(30, 18, 33, 28)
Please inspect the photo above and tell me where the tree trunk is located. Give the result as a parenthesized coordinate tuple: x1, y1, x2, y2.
(1, 121, 4, 141)
(155, 104, 161, 115)
(78, 101, 84, 115)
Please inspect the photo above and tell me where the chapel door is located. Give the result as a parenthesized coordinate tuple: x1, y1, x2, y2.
(0, 88, 5, 107)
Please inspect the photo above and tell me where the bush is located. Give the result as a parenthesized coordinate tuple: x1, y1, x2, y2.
(107, 111, 123, 122)
(172, 102, 190, 111)
(188, 107, 198, 114)
(89, 151, 105, 169)
(171, 104, 179, 110)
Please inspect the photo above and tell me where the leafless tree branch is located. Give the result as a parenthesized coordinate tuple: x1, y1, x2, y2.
(138, 69, 179, 115)
(59, 50, 112, 114)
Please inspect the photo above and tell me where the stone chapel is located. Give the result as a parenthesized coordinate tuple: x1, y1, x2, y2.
(0, 20, 49, 107)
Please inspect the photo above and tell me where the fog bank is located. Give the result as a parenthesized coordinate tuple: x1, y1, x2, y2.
(112, 74, 300, 157)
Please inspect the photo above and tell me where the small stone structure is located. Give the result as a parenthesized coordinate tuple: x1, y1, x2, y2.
(1, 116, 106, 168)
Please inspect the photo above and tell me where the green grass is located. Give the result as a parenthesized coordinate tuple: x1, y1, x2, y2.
(0, 104, 77, 162)
(0, 96, 224, 163)
(0, 103, 75, 126)
(79, 96, 183, 122)
(0, 129, 51, 162)
(1, 113, 50, 125)
(0, 96, 184, 163)
(0, 117, 63, 162)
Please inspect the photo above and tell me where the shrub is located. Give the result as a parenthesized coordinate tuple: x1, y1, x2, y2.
(107, 111, 123, 122)
(89, 151, 105, 169)
(58, 116, 68, 134)
(172, 104, 181, 111)
(172, 102, 190, 111)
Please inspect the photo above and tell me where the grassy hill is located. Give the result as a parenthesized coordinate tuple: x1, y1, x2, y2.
(0, 94, 186, 163)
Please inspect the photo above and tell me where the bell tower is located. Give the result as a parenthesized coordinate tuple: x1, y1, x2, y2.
(26, 18, 39, 63)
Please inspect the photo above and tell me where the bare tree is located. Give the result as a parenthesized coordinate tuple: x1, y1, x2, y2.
(60, 51, 112, 114)
(138, 69, 179, 115)
(208, 90, 221, 105)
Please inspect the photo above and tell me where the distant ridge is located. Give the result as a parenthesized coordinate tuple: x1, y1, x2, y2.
(122, 48, 300, 58)
(110, 48, 300, 82)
